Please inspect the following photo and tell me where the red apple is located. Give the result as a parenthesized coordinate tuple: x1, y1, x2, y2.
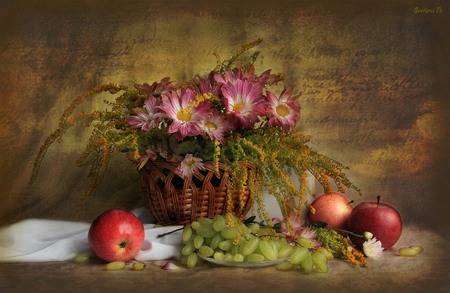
(88, 209, 145, 262)
(347, 197, 402, 249)
(307, 191, 353, 229)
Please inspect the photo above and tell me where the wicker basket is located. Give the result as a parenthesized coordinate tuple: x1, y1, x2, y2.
(139, 160, 253, 225)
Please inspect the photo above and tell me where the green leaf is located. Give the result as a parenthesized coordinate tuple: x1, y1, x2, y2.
(244, 215, 256, 224)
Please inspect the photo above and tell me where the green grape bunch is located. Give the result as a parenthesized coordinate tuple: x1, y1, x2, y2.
(179, 214, 333, 274)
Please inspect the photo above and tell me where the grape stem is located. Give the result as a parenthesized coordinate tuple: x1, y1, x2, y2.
(157, 227, 184, 238)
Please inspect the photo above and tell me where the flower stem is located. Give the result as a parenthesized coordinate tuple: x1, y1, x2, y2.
(331, 228, 365, 238)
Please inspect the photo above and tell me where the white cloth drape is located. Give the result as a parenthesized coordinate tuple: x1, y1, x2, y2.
(0, 208, 182, 263)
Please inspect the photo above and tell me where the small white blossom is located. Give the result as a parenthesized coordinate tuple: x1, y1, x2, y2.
(363, 237, 384, 258)
(363, 231, 374, 240)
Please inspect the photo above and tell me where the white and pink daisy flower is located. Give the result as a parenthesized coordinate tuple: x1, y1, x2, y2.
(200, 110, 231, 144)
(220, 79, 267, 129)
(158, 88, 213, 140)
(175, 154, 206, 181)
(266, 87, 300, 131)
(126, 95, 161, 131)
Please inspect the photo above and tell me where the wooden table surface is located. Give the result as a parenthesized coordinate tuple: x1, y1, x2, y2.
(0, 225, 448, 293)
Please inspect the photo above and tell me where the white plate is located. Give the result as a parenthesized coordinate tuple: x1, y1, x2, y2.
(197, 253, 289, 268)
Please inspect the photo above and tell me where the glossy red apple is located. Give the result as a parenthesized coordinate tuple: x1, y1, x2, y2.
(88, 209, 145, 262)
(347, 196, 402, 249)
(307, 191, 353, 229)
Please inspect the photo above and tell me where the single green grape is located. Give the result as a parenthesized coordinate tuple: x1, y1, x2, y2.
(72, 253, 90, 264)
(209, 233, 224, 250)
(278, 243, 293, 259)
(191, 221, 200, 230)
(218, 240, 233, 251)
(233, 254, 244, 262)
(221, 227, 238, 239)
(199, 245, 214, 257)
(296, 236, 315, 249)
(182, 224, 193, 243)
(193, 235, 204, 249)
(181, 241, 195, 256)
(259, 239, 278, 261)
(270, 238, 282, 251)
(132, 261, 146, 271)
(290, 246, 309, 265)
(198, 217, 213, 226)
(224, 253, 234, 261)
(187, 253, 198, 268)
(242, 237, 260, 256)
(213, 251, 225, 261)
(212, 215, 226, 232)
(245, 253, 265, 262)
(105, 261, 126, 271)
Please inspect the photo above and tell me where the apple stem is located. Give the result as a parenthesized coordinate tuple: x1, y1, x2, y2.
(377, 195, 380, 207)
(157, 227, 184, 238)
(346, 200, 354, 206)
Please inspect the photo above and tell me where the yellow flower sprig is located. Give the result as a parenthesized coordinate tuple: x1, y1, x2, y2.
(30, 83, 128, 186)
(313, 226, 367, 267)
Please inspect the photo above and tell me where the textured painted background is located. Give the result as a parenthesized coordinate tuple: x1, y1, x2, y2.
(0, 0, 449, 237)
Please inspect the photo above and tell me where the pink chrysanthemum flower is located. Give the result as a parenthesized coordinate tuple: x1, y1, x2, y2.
(199, 72, 221, 96)
(214, 65, 281, 86)
(273, 214, 321, 248)
(200, 110, 231, 144)
(214, 68, 242, 85)
(136, 147, 158, 170)
(126, 95, 161, 131)
(273, 213, 304, 238)
(298, 227, 321, 249)
(175, 154, 206, 181)
(158, 88, 213, 140)
(255, 68, 282, 84)
(221, 79, 267, 129)
(266, 88, 300, 131)
(135, 77, 178, 96)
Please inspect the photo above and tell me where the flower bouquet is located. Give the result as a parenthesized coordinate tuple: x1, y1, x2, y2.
(31, 39, 358, 222)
